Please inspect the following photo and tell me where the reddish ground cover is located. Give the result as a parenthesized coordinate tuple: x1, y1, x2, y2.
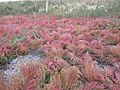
(0, 15, 120, 90)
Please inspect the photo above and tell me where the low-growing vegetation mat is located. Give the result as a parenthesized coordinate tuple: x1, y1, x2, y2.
(0, 15, 120, 90)
(0, 0, 120, 17)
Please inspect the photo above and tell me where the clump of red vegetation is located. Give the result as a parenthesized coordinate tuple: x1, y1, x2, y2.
(0, 15, 120, 90)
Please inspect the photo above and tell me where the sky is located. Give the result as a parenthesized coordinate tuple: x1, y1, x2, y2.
(0, 0, 23, 2)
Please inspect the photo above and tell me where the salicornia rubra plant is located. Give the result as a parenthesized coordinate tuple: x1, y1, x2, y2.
(0, 15, 120, 90)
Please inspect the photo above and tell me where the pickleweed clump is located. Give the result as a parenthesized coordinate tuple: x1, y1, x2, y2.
(0, 15, 120, 90)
